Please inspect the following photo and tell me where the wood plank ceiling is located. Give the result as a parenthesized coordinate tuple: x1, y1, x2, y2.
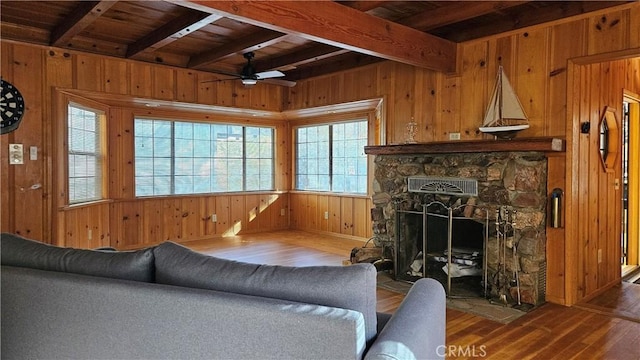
(0, 1, 631, 86)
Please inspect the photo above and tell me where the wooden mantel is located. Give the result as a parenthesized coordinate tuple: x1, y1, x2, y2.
(364, 137, 565, 155)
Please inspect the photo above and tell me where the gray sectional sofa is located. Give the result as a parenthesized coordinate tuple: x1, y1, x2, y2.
(1, 233, 446, 359)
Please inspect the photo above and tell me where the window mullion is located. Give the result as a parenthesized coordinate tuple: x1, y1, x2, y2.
(242, 127, 246, 191)
(270, 130, 275, 190)
(328, 125, 333, 192)
(170, 122, 176, 195)
(69, 150, 94, 156)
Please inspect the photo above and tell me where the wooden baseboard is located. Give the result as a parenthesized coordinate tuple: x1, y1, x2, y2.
(289, 227, 369, 242)
(544, 294, 567, 306)
(578, 278, 622, 304)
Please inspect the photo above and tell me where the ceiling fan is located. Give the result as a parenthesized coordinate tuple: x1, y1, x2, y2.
(203, 52, 296, 87)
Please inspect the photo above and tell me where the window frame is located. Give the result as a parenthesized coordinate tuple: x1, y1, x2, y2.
(64, 100, 109, 206)
(133, 117, 276, 197)
(293, 114, 372, 195)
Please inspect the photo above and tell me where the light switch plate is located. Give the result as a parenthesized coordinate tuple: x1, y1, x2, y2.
(9, 144, 23, 164)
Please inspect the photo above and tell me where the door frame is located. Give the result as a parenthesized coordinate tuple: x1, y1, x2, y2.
(565, 52, 640, 305)
(622, 91, 639, 271)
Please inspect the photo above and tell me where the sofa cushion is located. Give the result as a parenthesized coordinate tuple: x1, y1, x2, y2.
(153, 241, 378, 342)
(2, 265, 367, 360)
(0, 232, 154, 282)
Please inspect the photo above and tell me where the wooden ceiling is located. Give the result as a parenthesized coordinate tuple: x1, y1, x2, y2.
(0, 1, 631, 86)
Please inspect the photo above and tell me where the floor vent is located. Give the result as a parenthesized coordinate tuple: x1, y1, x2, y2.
(538, 261, 547, 303)
(408, 176, 478, 196)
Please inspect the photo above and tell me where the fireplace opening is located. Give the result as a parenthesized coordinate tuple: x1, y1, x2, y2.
(395, 203, 489, 299)
(372, 153, 549, 308)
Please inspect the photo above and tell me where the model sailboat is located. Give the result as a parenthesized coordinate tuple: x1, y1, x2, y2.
(479, 66, 529, 139)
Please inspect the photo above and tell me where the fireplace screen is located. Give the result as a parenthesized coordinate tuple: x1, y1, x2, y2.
(394, 201, 489, 298)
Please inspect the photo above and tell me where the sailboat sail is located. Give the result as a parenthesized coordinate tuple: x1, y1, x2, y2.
(480, 66, 529, 138)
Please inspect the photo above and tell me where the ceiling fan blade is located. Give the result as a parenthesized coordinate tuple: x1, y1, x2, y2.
(200, 68, 243, 82)
(201, 54, 289, 85)
(255, 70, 284, 79)
(200, 77, 237, 83)
(262, 78, 297, 87)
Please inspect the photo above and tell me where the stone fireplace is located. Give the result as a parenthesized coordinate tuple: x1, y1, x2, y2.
(365, 139, 564, 307)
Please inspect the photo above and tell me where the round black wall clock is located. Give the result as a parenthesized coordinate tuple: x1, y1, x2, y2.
(1, 79, 26, 135)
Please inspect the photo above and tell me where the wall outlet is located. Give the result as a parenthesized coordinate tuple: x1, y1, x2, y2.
(324, 211, 329, 220)
(211, 214, 217, 222)
(280, 208, 285, 216)
(449, 132, 461, 140)
(87, 229, 92, 240)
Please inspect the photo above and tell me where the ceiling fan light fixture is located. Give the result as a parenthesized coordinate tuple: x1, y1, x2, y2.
(201, 52, 292, 87)
(241, 78, 258, 86)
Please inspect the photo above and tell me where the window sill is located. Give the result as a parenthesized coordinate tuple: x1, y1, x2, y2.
(61, 199, 114, 211)
(130, 190, 288, 200)
(289, 190, 370, 198)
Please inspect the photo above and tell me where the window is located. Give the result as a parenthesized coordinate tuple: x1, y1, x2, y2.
(68, 104, 104, 204)
(134, 118, 274, 196)
(296, 119, 368, 194)
(296, 125, 330, 191)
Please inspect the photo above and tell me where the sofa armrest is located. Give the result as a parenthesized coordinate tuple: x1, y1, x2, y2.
(365, 278, 446, 360)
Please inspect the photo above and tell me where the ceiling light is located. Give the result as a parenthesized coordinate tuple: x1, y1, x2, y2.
(241, 78, 258, 86)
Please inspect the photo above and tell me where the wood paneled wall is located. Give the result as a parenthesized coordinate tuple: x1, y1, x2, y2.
(565, 58, 640, 305)
(0, 41, 290, 249)
(56, 193, 290, 250)
(289, 193, 372, 240)
(0, 39, 367, 248)
(1, 3, 638, 303)
(109, 193, 289, 250)
(284, 3, 639, 305)
(284, 5, 640, 144)
(1, 43, 49, 242)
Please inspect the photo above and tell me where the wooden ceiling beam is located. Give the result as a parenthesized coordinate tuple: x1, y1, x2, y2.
(126, 12, 223, 58)
(337, 1, 391, 12)
(444, 1, 631, 42)
(177, 0, 457, 73)
(256, 44, 350, 71)
(399, 1, 529, 31)
(50, 1, 117, 46)
(188, 29, 289, 68)
(284, 52, 384, 81)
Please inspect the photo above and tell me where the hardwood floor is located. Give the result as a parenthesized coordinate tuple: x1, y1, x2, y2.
(184, 229, 362, 267)
(574, 282, 640, 323)
(179, 230, 640, 360)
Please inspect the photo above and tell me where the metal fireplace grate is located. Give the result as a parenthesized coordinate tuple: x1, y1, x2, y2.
(408, 176, 478, 196)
